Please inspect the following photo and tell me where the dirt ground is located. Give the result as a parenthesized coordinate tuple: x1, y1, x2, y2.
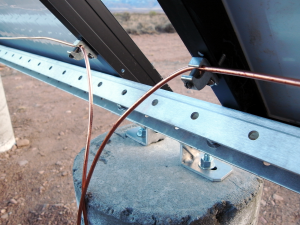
(0, 33, 300, 225)
(114, 12, 175, 35)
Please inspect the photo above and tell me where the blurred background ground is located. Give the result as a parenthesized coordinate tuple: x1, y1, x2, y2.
(0, 12, 299, 225)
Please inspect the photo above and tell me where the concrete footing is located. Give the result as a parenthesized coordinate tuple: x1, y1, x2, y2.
(0, 75, 15, 153)
(73, 124, 263, 225)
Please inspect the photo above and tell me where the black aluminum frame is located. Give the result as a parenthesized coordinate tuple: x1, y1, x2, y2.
(41, 0, 267, 117)
(158, 0, 267, 117)
(40, 0, 171, 91)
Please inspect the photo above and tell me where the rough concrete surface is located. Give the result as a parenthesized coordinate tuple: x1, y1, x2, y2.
(73, 124, 263, 225)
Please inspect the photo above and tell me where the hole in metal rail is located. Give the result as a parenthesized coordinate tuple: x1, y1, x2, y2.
(248, 131, 259, 140)
(211, 166, 217, 170)
(175, 127, 179, 130)
(121, 89, 127, 95)
(49, 66, 52, 70)
(28, 59, 31, 62)
(98, 82, 103, 87)
(5, 52, 7, 54)
(62, 70, 66, 75)
(191, 112, 199, 120)
(12, 54, 14, 57)
(263, 161, 271, 166)
(19, 56, 22, 60)
(38, 63, 41, 66)
(78, 76, 83, 80)
(152, 99, 158, 106)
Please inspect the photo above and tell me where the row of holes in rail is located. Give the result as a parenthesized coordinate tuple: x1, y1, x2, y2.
(0, 49, 260, 141)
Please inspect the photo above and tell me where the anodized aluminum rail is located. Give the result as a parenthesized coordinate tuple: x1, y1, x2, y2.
(0, 44, 300, 193)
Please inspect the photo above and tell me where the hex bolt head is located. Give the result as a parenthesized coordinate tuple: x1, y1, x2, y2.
(199, 153, 215, 170)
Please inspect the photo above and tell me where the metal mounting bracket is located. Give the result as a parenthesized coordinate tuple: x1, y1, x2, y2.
(67, 40, 98, 60)
(180, 144, 232, 181)
(126, 126, 165, 146)
(181, 57, 219, 90)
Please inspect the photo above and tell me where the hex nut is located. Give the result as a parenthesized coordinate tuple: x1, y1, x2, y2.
(199, 155, 215, 170)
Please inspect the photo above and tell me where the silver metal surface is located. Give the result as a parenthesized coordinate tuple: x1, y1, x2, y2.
(126, 126, 165, 146)
(68, 40, 98, 60)
(180, 145, 232, 182)
(183, 57, 219, 90)
(1, 45, 300, 193)
(200, 153, 216, 170)
(188, 57, 203, 67)
(136, 128, 146, 137)
(222, 0, 300, 126)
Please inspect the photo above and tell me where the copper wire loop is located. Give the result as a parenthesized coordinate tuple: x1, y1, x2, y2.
(2, 36, 300, 225)
(76, 66, 195, 224)
(79, 46, 93, 224)
(76, 66, 300, 225)
(201, 66, 300, 87)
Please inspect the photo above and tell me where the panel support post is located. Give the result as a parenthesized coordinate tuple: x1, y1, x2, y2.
(0, 74, 15, 152)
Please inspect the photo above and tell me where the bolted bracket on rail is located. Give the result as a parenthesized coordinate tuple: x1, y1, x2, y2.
(181, 57, 219, 90)
(180, 144, 232, 182)
(125, 126, 165, 146)
(67, 40, 98, 60)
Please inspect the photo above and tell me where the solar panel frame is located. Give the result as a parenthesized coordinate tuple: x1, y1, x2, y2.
(40, 0, 172, 91)
(158, 0, 268, 117)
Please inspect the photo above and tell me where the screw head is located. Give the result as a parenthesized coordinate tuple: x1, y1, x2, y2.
(88, 53, 94, 59)
(121, 69, 125, 73)
(207, 79, 216, 86)
(185, 81, 193, 89)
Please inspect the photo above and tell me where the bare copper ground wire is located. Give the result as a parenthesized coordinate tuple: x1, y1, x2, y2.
(1, 36, 300, 225)
(201, 66, 300, 87)
(76, 66, 198, 224)
(76, 66, 300, 225)
(78, 46, 93, 225)
(0, 36, 89, 223)
(0, 36, 76, 47)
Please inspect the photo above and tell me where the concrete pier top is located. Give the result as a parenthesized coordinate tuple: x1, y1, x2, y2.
(73, 124, 263, 225)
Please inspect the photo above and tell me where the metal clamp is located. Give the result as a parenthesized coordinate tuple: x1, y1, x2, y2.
(126, 126, 165, 146)
(180, 144, 232, 182)
(67, 40, 98, 60)
(181, 57, 219, 90)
